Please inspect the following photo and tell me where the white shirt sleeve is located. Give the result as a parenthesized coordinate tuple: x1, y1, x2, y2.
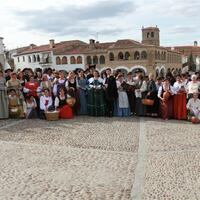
(65, 80, 69, 88)
(158, 86, 162, 98)
(54, 97, 59, 108)
(40, 96, 46, 110)
(186, 99, 191, 110)
(140, 81, 147, 92)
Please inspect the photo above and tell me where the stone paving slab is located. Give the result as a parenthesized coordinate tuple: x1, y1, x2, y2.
(0, 141, 137, 200)
(145, 118, 200, 153)
(143, 151, 200, 200)
(0, 117, 139, 153)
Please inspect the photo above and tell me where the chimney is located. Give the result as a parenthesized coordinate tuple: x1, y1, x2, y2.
(194, 41, 198, 46)
(89, 39, 95, 45)
(49, 39, 55, 48)
(30, 44, 35, 49)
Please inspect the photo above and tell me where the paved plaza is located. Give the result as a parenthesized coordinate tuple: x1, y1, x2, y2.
(0, 117, 199, 200)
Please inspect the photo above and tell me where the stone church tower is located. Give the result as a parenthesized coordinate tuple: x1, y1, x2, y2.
(142, 26, 160, 46)
(0, 37, 5, 71)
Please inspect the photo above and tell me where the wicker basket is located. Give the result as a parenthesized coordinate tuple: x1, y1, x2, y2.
(142, 99, 154, 106)
(45, 111, 59, 121)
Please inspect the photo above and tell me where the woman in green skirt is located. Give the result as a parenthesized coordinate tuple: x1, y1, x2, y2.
(87, 70, 106, 116)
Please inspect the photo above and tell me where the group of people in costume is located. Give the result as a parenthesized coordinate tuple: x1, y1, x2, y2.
(0, 67, 200, 123)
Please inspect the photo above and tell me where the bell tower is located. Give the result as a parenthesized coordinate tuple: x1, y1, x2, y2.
(142, 26, 160, 46)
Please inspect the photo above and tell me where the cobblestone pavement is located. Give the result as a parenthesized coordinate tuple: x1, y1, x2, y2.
(0, 117, 199, 200)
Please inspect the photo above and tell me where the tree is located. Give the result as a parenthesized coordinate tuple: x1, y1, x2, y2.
(188, 53, 196, 72)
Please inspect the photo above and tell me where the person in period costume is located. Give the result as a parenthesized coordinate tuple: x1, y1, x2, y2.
(8, 89, 25, 118)
(6, 72, 23, 99)
(39, 89, 53, 119)
(187, 92, 200, 121)
(125, 72, 136, 115)
(158, 79, 176, 120)
(23, 76, 39, 99)
(0, 70, 9, 119)
(186, 75, 200, 99)
(54, 87, 73, 119)
(116, 74, 130, 117)
(135, 74, 147, 116)
(87, 70, 106, 116)
(173, 75, 187, 120)
(65, 71, 80, 115)
(77, 70, 87, 115)
(146, 73, 159, 117)
(53, 71, 66, 97)
(24, 95, 38, 119)
(104, 68, 118, 117)
(40, 74, 52, 94)
(7, 72, 24, 117)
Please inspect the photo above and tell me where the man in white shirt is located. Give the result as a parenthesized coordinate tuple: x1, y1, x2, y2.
(39, 89, 53, 119)
(187, 92, 200, 120)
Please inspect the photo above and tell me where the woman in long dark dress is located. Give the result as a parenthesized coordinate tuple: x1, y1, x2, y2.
(65, 71, 80, 115)
(77, 70, 87, 115)
(0, 70, 9, 119)
(87, 70, 106, 116)
(146, 73, 159, 117)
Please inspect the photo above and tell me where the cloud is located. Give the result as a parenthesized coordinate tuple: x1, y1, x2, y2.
(14, 0, 136, 37)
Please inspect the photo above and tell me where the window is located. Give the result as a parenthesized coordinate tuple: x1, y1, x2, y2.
(147, 32, 150, 38)
(141, 51, 147, 60)
(56, 57, 61, 65)
(28, 56, 31, 63)
(99, 55, 105, 64)
(157, 51, 161, 60)
(23, 56, 25, 62)
(70, 56, 76, 64)
(93, 56, 98, 65)
(37, 55, 40, 62)
(33, 55, 36, 62)
(118, 52, 124, 60)
(109, 52, 114, 61)
(151, 32, 154, 38)
(62, 56, 68, 64)
(125, 52, 131, 60)
(77, 56, 82, 64)
(86, 56, 92, 64)
(17, 57, 20, 62)
(134, 51, 140, 60)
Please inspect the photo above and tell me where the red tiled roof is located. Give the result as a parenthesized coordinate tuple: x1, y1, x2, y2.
(16, 40, 87, 56)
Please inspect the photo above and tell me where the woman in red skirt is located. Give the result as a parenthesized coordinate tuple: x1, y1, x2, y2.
(158, 79, 175, 120)
(173, 75, 187, 120)
(54, 87, 73, 119)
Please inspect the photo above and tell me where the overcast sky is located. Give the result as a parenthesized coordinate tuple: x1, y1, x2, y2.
(0, 0, 199, 49)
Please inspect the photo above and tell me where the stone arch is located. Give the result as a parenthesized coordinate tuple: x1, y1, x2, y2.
(118, 52, 124, 60)
(56, 56, 61, 65)
(125, 52, 131, 60)
(99, 55, 105, 64)
(109, 52, 114, 61)
(77, 56, 83, 64)
(141, 51, 147, 60)
(86, 56, 92, 64)
(93, 56, 98, 65)
(114, 66, 129, 76)
(62, 56, 68, 64)
(134, 51, 140, 60)
(70, 56, 76, 64)
(130, 66, 147, 75)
